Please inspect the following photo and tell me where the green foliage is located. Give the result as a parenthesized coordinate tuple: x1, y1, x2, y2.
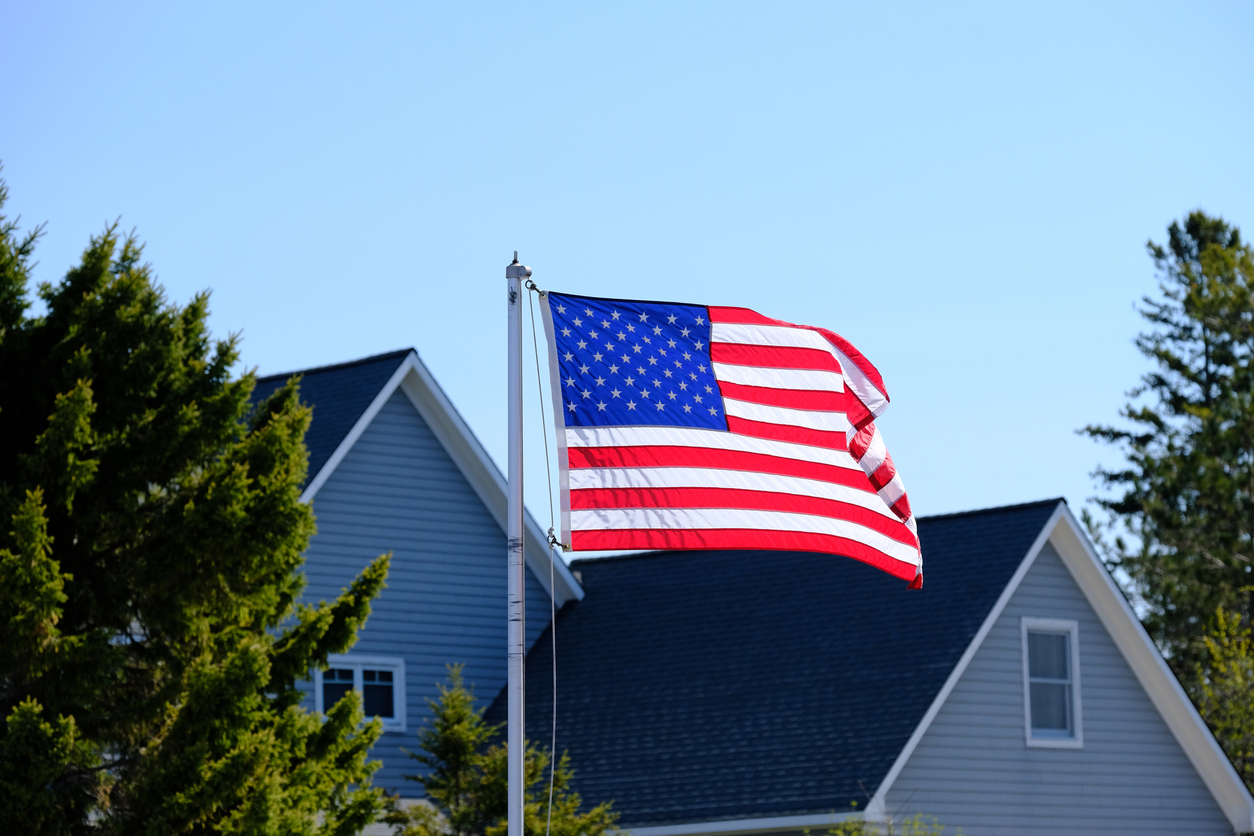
(1194, 607, 1254, 789)
(1083, 211, 1254, 678)
(389, 666, 617, 836)
(0, 172, 392, 833)
(805, 813, 959, 836)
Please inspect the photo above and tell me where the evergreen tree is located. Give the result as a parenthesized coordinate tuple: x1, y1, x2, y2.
(389, 666, 616, 836)
(1084, 211, 1254, 679)
(1193, 608, 1254, 789)
(0, 172, 391, 834)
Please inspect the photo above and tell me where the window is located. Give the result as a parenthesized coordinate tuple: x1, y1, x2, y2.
(314, 655, 406, 731)
(1021, 618, 1081, 747)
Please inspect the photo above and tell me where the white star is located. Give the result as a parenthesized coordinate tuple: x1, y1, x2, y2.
(639, 389, 650, 398)
(695, 315, 706, 325)
(573, 317, 583, 327)
(694, 340, 705, 350)
(633, 344, 643, 354)
(682, 351, 692, 360)
(663, 369, 673, 378)
(626, 323, 636, 333)
(705, 384, 713, 393)
(610, 388, 622, 398)
(601, 319, 610, 328)
(678, 381, 687, 390)
(658, 348, 667, 357)
(698, 363, 708, 373)
(709, 406, 718, 415)
(680, 327, 691, 337)
(593, 351, 604, 362)
(626, 400, 637, 410)
(556, 305, 566, 314)
(690, 373, 698, 381)
(589, 330, 598, 339)
(577, 339, 588, 349)
(584, 307, 594, 316)
(608, 363, 620, 374)
(566, 401, 577, 412)
(667, 391, 677, 400)
(617, 331, 627, 341)
(653, 378, 662, 387)
(580, 364, 590, 374)
(605, 342, 615, 351)
(621, 354, 630, 363)
(611, 310, 621, 320)
(564, 351, 574, 362)
(668, 339, 677, 348)
(652, 325, 662, 335)
(595, 375, 606, 386)
(581, 388, 592, 399)
(561, 327, 572, 337)
(624, 376, 635, 386)
(694, 394, 703, 403)
(597, 401, 607, 411)
(642, 336, 651, 344)
(565, 376, 576, 387)
(636, 366, 646, 375)
(655, 401, 665, 411)
(648, 356, 658, 366)
(674, 360, 682, 368)
(683, 404, 692, 413)
(667, 314, 678, 324)
(639, 311, 649, 322)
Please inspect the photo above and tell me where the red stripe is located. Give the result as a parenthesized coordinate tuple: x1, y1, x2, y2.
(890, 494, 912, 522)
(567, 445, 875, 492)
(716, 381, 844, 411)
(570, 528, 918, 581)
(708, 306, 781, 326)
(711, 342, 840, 373)
(868, 453, 897, 492)
(845, 394, 873, 434)
(727, 415, 846, 450)
(849, 424, 875, 462)
(569, 487, 919, 545)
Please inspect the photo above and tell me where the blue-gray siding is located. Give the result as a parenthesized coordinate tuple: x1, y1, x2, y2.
(298, 389, 553, 793)
(884, 542, 1231, 835)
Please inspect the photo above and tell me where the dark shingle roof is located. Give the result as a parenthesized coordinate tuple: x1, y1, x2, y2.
(491, 499, 1062, 827)
(250, 349, 412, 488)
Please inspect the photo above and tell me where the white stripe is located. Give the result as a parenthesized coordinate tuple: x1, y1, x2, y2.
(860, 428, 887, 475)
(570, 507, 921, 566)
(724, 397, 850, 432)
(569, 467, 902, 520)
(711, 322, 837, 354)
(878, 472, 906, 507)
(829, 344, 888, 418)
(565, 425, 862, 469)
(711, 363, 844, 392)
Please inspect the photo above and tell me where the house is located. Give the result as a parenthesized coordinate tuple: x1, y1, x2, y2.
(496, 500, 1254, 835)
(255, 350, 1254, 834)
(250, 349, 583, 792)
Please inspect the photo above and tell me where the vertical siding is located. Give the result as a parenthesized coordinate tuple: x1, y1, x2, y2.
(884, 542, 1231, 835)
(297, 389, 553, 793)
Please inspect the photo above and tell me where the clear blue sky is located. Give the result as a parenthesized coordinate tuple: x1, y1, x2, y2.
(3, 2, 1253, 540)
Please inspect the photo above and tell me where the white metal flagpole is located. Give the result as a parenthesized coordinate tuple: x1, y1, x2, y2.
(505, 251, 531, 836)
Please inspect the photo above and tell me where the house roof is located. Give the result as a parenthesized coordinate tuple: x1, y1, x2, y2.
(252, 349, 413, 488)
(495, 499, 1062, 829)
(249, 349, 584, 605)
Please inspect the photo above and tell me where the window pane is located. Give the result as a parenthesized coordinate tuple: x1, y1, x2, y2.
(363, 669, 394, 718)
(1028, 632, 1069, 680)
(326, 668, 354, 682)
(1030, 682, 1072, 733)
(323, 681, 353, 711)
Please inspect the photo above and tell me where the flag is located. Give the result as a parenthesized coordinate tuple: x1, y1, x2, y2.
(540, 291, 922, 587)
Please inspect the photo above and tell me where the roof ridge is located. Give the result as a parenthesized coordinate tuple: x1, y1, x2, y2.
(918, 497, 1065, 522)
(254, 348, 414, 383)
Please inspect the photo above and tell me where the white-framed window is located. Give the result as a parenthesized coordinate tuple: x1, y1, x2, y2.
(314, 654, 407, 732)
(1021, 617, 1082, 748)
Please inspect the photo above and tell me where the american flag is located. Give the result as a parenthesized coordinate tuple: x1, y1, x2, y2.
(541, 291, 922, 587)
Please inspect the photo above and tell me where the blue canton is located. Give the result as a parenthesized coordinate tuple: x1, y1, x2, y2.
(548, 293, 728, 431)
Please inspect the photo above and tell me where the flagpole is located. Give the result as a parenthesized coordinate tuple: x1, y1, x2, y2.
(505, 251, 531, 836)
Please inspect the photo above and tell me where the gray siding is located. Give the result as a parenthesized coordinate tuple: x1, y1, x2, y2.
(298, 389, 553, 793)
(884, 542, 1232, 835)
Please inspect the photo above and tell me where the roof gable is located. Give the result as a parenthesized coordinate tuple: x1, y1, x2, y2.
(503, 499, 1062, 828)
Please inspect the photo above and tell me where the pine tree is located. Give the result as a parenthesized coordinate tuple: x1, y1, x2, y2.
(1084, 211, 1254, 678)
(0, 171, 391, 834)
(388, 666, 617, 836)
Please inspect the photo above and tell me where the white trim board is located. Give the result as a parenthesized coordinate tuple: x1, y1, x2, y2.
(867, 502, 1254, 833)
(299, 349, 584, 606)
(623, 812, 858, 836)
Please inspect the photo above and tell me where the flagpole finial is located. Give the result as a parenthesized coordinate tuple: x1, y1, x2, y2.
(506, 252, 532, 279)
